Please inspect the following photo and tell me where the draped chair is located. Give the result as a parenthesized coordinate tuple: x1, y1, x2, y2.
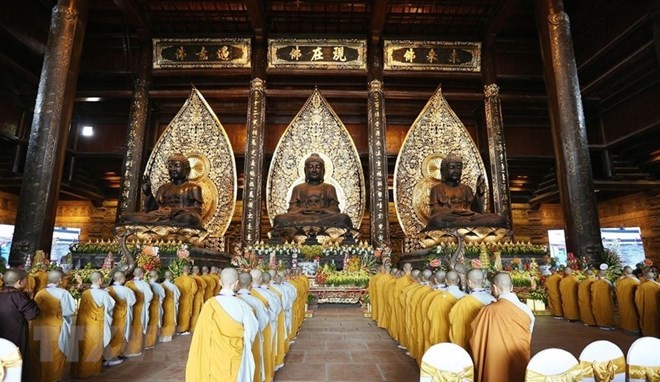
(579, 340, 626, 382)
(626, 337, 660, 382)
(525, 348, 582, 381)
(0, 338, 21, 382)
(420, 342, 473, 382)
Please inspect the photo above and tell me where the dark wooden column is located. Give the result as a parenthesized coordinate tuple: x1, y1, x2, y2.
(367, 42, 390, 246)
(481, 42, 512, 226)
(9, 0, 89, 266)
(536, 0, 604, 259)
(649, 0, 660, 67)
(241, 41, 267, 245)
(116, 46, 152, 222)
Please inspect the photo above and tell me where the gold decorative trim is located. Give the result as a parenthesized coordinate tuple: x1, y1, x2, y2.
(384, 40, 481, 72)
(394, 86, 488, 236)
(266, 89, 365, 229)
(153, 38, 251, 69)
(143, 87, 237, 239)
(268, 39, 367, 71)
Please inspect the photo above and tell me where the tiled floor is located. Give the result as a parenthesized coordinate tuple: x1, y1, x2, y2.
(63, 306, 641, 382)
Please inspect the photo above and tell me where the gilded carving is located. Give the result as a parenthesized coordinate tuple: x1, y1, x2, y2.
(153, 38, 251, 69)
(266, 89, 365, 229)
(394, 86, 488, 237)
(368, 80, 389, 245)
(143, 88, 237, 240)
(484, 83, 512, 224)
(268, 39, 367, 70)
(384, 40, 481, 72)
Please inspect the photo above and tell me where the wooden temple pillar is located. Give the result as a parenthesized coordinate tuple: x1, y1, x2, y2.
(535, 0, 604, 258)
(482, 39, 512, 227)
(241, 41, 267, 245)
(116, 46, 152, 222)
(367, 41, 390, 246)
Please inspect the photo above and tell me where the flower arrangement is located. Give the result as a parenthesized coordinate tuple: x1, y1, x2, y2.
(70, 239, 181, 257)
(136, 245, 161, 272)
(325, 270, 371, 287)
(168, 244, 192, 278)
(431, 241, 548, 259)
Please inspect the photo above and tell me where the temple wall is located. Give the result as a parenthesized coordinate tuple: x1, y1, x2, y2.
(512, 191, 659, 265)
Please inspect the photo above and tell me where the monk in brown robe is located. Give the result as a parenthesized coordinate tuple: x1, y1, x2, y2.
(615, 266, 640, 333)
(590, 270, 615, 329)
(470, 272, 535, 382)
(190, 265, 207, 332)
(635, 270, 659, 337)
(559, 267, 580, 321)
(545, 267, 563, 319)
(449, 268, 495, 352)
(577, 269, 597, 326)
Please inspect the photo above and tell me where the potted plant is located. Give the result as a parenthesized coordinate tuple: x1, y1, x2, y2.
(306, 293, 319, 311)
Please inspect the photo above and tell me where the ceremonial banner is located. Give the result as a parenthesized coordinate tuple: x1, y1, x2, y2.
(153, 38, 251, 69)
(384, 40, 481, 72)
(268, 39, 367, 70)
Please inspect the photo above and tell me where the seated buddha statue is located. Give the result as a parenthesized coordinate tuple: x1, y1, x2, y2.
(120, 153, 204, 228)
(272, 153, 353, 230)
(422, 152, 507, 231)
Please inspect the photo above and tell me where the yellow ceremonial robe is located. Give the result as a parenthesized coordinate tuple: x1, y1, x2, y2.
(26, 274, 36, 298)
(202, 275, 216, 302)
(33, 270, 48, 295)
(376, 274, 393, 328)
(125, 281, 146, 355)
(160, 285, 177, 340)
(174, 274, 197, 332)
(578, 277, 597, 326)
(71, 290, 105, 378)
(368, 273, 382, 322)
(30, 290, 66, 382)
(590, 278, 614, 328)
(420, 289, 441, 356)
(106, 287, 128, 359)
(399, 282, 421, 349)
(559, 275, 580, 320)
(390, 275, 413, 342)
(470, 299, 531, 382)
(427, 292, 458, 346)
(144, 293, 160, 349)
(269, 286, 287, 367)
(449, 294, 488, 351)
(190, 275, 207, 332)
(545, 273, 563, 317)
(635, 280, 659, 337)
(615, 277, 640, 333)
(186, 299, 246, 382)
(252, 290, 275, 382)
(409, 285, 432, 363)
(211, 274, 222, 295)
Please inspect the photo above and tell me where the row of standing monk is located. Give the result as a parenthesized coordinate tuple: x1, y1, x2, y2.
(544, 266, 658, 337)
(368, 264, 536, 382)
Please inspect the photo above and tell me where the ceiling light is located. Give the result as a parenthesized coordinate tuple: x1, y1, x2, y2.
(84, 97, 101, 102)
(81, 126, 94, 137)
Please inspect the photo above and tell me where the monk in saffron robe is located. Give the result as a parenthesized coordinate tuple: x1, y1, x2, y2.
(420, 275, 442, 356)
(559, 267, 580, 321)
(368, 265, 385, 323)
(391, 264, 414, 343)
(449, 268, 495, 352)
(399, 270, 422, 350)
(174, 265, 197, 334)
(375, 268, 394, 328)
(578, 269, 597, 326)
(210, 266, 222, 295)
(590, 270, 615, 329)
(70, 271, 115, 378)
(146, 270, 166, 349)
(30, 270, 76, 382)
(32, 264, 49, 295)
(160, 271, 181, 342)
(237, 272, 270, 382)
(125, 267, 154, 356)
(201, 266, 217, 302)
(186, 268, 259, 382)
(615, 266, 640, 333)
(190, 265, 207, 332)
(251, 269, 279, 382)
(0, 269, 39, 382)
(470, 272, 535, 382)
(105, 271, 136, 363)
(408, 270, 433, 363)
(266, 272, 288, 368)
(635, 270, 659, 337)
(428, 271, 465, 346)
(545, 267, 563, 318)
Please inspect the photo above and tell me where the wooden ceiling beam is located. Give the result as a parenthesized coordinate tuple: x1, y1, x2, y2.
(244, 0, 265, 41)
(112, 0, 151, 41)
(0, 2, 48, 55)
(370, 0, 388, 44)
(580, 41, 654, 95)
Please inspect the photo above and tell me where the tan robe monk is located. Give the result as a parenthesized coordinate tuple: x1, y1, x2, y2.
(420, 289, 442, 356)
(375, 273, 393, 328)
(559, 273, 580, 320)
(470, 294, 534, 382)
(449, 290, 495, 351)
(201, 274, 216, 301)
(578, 276, 597, 326)
(368, 272, 383, 322)
(125, 279, 153, 356)
(268, 285, 288, 367)
(252, 288, 276, 382)
(174, 273, 197, 332)
(427, 292, 458, 346)
(190, 275, 207, 332)
(545, 272, 563, 317)
(160, 280, 180, 342)
(635, 278, 659, 337)
(390, 275, 413, 342)
(105, 285, 135, 359)
(211, 273, 222, 295)
(615, 276, 640, 333)
(399, 281, 421, 349)
(408, 284, 432, 363)
(33, 270, 48, 295)
(186, 294, 258, 382)
(145, 282, 165, 349)
(591, 277, 615, 328)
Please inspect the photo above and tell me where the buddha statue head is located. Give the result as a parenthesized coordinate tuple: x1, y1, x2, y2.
(167, 153, 191, 183)
(440, 153, 463, 183)
(304, 153, 325, 184)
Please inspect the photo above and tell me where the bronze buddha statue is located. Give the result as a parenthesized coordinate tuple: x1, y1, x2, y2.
(272, 153, 353, 230)
(120, 153, 204, 228)
(423, 152, 507, 231)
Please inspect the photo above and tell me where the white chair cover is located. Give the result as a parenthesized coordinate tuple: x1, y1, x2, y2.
(626, 337, 660, 382)
(0, 338, 22, 382)
(526, 348, 582, 381)
(420, 342, 473, 382)
(579, 340, 625, 382)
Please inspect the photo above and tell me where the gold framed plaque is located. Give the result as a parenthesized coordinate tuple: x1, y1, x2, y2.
(153, 38, 251, 69)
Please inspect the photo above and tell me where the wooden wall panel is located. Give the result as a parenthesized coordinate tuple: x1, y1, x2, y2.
(76, 123, 127, 153)
(602, 84, 660, 142)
